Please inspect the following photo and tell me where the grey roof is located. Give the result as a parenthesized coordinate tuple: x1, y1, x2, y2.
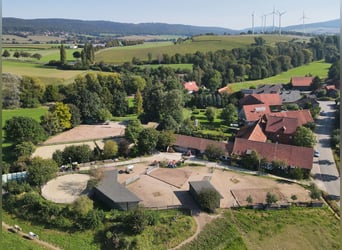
(254, 84, 282, 94)
(280, 90, 302, 103)
(189, 180, 223, 198)
(95, 170, 140, 203)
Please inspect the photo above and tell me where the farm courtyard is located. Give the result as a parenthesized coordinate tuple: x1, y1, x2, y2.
(34, 123, 311, 209)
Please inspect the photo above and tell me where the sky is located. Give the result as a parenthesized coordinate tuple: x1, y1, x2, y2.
(2, 0, 340, 30)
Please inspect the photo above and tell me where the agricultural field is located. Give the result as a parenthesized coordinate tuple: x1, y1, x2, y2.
(180, 207, 340, 250)
(2, 60, 87, 85)
(2, 34, 63, 44)
(226, 60, 331, 93)
(2, 47, 82, 63)
(95, 35, 294, 64)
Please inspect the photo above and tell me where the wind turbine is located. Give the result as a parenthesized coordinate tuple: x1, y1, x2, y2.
(271, 6, 277, 32)
(277, 10, 286, 35)
(251, 11, 255, 35)
(300, 11, 310, 36)
(261, 15, 264, 33)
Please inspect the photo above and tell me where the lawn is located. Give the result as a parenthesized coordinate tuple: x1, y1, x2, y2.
(2, 60, 87, 85)
(95, 35, 293, 64)
(180, 207, 340, 250)
(227, 60, 331, 93)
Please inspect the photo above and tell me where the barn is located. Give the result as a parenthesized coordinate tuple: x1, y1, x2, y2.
(93, 170, 140, 211)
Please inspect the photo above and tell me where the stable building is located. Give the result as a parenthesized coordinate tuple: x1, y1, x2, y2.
(93, 170, 140, 211)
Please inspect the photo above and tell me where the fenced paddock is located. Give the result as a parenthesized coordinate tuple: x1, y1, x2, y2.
(41, 174, 91, 204)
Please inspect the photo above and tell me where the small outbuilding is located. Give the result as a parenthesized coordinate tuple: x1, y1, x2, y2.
(93, 170, 140, 211)
(188, 180, 223, 211)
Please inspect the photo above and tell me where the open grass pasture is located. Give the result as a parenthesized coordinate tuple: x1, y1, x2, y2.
(180, 207, 340, 250)
(96, 35, 294, 64)
(227, 60, 331, 93)
(2, 34, 63, 44)
(2, 47, 82, 63)
(2, 60, 87, 85)
(2, 226, 49, 250)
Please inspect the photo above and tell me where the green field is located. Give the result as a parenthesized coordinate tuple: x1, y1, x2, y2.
(95, 35, 294, 64)
(180, 207, 340, 250)
(227, 60, 331, 93)
(2, 47, 82, 63)
(2, 60, 87, 85)
(2, 226, 49, 250)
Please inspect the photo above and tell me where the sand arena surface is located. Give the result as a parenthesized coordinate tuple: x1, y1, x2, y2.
(42, 174, 91, 204)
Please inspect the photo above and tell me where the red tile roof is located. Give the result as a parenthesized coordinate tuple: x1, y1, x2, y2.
(270, 110, 314, 126)
(236, 123, 267, 142)
(232, 138, 313, 170)
(291, 77, 314, 87)
(174, 134, 231, 154)
(242, 104, 271, 122)
(239, 94, 282, 106)
(325, 85, 337, 90)
(264, 115, 299, 135)
(183, 81, 199, 92)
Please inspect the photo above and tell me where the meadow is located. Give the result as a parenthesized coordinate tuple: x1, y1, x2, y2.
(180, 207, 340, 250)
(95, 35, 294, 64)
(2, 60, 87, 85)
(2, 208, 196, 250)
(2, 226, 49, 250)
(227, 60, 331, 93)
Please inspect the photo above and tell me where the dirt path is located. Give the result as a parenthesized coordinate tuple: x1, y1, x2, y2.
(170, 211, 221, 250)
(2, 222, 62, 250)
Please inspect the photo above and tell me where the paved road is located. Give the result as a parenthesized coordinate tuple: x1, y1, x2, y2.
(311, 101, 340, 200)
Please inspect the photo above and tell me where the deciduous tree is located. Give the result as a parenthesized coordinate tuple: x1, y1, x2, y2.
(27, 157, 58, 188)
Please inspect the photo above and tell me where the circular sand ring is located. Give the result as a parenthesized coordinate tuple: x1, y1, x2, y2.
(42, 174, 91, 204)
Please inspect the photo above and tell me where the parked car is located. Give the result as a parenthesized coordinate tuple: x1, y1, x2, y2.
(314, 150, 320, 157)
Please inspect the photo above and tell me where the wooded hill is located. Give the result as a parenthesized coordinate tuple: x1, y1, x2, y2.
(3, 17, 238, 36)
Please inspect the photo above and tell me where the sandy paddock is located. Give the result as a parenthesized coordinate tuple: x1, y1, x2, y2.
(43, 122, 125, 145)
(42, 174, 91, 204)
(125, 165, 311, 209)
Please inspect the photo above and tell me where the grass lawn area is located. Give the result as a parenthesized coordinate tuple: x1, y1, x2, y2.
(180, 207, 340, 250)
(227, 60, 331, 93)
(2, 60, 87, 85)
(189, 108, 232, 137)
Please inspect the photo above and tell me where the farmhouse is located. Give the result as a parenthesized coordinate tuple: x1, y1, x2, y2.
(268, 110, 314, 126)
(238, 93, 282, 110)
(290, 76, 314, 91)
(263, 115, 299, 144)
(280, 90, 302, 104)
(93, 170, 140, 211)
(188, 180, 223, 210)
(183, 81, 199, 93)
(239, 104, 271, 124)
(235, 121, 267, 142)
(232, 138, 314, 171)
